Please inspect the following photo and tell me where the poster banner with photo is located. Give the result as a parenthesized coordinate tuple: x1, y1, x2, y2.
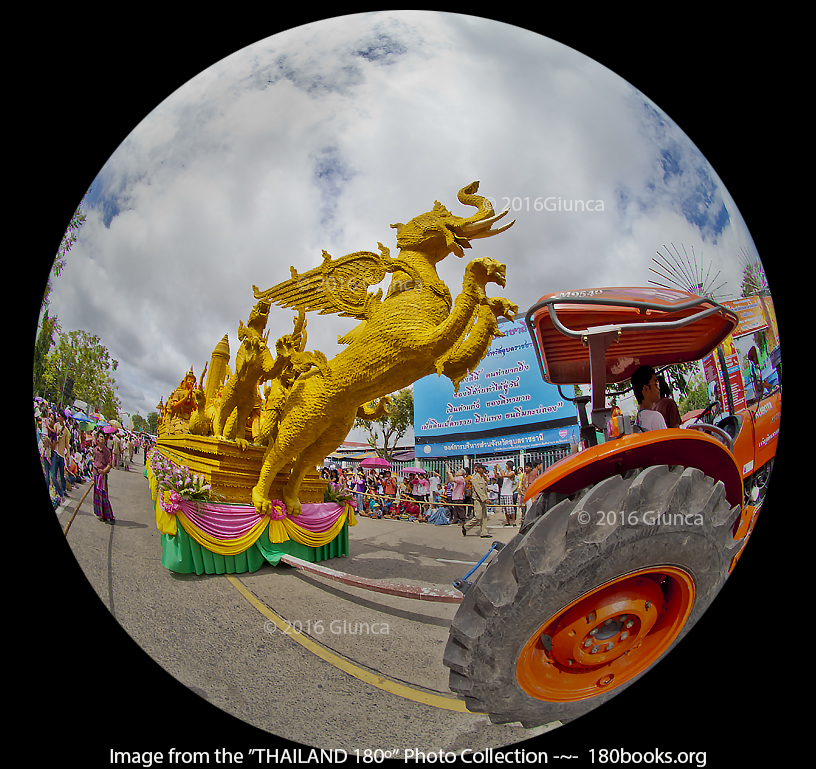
(721, 335, 747, 413)
(704, 294, 780, 411)
(413, 317, 579, 458)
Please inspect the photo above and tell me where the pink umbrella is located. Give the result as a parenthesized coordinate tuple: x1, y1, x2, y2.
(102, 425, 118, 434)
(400, 466, 427, 474)
(359, 456, 391, 469)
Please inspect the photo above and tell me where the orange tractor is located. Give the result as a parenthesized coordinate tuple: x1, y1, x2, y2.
(443, 286, 781, 726)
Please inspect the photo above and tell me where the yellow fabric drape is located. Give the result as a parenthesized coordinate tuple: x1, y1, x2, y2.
(267, 518, 290, 543)
(146, 455, 158, 499)
(156, 496, 178, 536)
(176, 510, 271, 555)
(175, 504, 355, 554)
(148, 456, 178, 535)
(147, 451, 356, 555)
(267, 504, 355, 546)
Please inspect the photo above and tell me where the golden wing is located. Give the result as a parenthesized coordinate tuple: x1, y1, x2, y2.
(252, 244, 419, 321)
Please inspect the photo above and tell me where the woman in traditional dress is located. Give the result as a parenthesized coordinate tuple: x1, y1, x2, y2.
(93, 431, 115, 524)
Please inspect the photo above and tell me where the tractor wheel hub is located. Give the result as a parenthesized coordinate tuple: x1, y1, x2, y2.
(549, 577, 664, 668)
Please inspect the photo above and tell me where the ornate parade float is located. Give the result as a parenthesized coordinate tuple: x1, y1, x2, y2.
(146, 182, 517, 574)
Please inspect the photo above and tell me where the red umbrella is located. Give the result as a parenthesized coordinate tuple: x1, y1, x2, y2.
(359, 456, 391, 469)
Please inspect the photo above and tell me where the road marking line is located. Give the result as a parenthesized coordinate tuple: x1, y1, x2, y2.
(224, 574, 469, 712)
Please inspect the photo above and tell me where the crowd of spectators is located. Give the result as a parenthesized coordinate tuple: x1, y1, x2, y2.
(34, 397, 153, 509)
(35, 395, 545, 525)
(319, 458, 543, 528)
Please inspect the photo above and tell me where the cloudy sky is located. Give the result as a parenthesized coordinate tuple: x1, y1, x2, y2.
(40, 11, 767, 432)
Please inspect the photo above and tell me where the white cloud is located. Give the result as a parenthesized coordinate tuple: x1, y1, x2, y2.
(45, 11, 764, 429)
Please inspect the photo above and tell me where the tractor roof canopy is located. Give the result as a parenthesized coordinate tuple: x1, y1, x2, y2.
(525, 287, 738, 386)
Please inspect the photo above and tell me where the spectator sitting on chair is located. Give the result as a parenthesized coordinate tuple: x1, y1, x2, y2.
(631, 365, 668, 431)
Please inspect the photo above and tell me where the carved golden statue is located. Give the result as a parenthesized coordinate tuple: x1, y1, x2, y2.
(215, 298, 274, 444)
(213, 300, 326, 449)
(163, 367, 198, 435)
(188, 362, 212, 436)
(247, 181, 517, 516)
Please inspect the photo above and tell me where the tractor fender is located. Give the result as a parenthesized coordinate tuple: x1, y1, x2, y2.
(525, 429, 743, 510)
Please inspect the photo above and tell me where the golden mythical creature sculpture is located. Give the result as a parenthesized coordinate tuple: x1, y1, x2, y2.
(256, 309, 327, 448)
(211, 300, 327, 450)
(188, 363, 212, 436)
(215, 298, 274, 444)
(247, 181, 518, 516)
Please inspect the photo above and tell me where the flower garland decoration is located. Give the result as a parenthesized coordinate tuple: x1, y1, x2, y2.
(324, 481, 354, 507)
(150, 448, 217, 513)
(267, 499, 288, 520)
(264, 498, 289, 542)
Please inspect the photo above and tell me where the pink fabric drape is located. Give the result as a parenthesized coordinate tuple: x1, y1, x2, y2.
(176, 500, 344, 540)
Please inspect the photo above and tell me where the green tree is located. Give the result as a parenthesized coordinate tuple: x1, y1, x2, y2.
(678, 367, 710, 415)
(33, 311, 60, 396)
(99, 386, 122, 422)
(37, 193, 89, 400)
(132, 414, 149, 432)
(42, 191, 88, 313)
(44, 329, 120, 415)
(353, 388, 414, 460)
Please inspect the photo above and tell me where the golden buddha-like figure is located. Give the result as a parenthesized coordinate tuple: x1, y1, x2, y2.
(165, 367, 197, 435)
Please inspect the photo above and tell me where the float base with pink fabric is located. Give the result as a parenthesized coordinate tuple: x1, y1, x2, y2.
(146, 448, 355, 575)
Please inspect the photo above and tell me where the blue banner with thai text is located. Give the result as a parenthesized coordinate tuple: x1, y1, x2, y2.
(414, 316, 579, 457)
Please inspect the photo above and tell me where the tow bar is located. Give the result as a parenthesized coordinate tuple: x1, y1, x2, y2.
(453, 540, 505, 595)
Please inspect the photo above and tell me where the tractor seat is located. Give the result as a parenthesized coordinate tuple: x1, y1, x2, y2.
(716, 415, 742, 442)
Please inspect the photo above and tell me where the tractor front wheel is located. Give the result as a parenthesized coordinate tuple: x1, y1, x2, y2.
(443, 465, 743, 726)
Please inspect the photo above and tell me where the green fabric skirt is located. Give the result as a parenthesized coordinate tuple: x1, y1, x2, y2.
(160, 516, 349, 575)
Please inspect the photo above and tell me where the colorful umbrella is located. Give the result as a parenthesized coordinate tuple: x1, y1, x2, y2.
(102, 425, 118, 434)
(400, 466, 426, 474)
(359, 456, 391, 469)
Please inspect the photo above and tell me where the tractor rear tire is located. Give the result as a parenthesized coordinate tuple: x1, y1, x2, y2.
(443, 465, 743, 727)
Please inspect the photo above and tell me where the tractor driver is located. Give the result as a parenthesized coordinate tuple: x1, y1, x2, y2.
(631, 365, 668, 432)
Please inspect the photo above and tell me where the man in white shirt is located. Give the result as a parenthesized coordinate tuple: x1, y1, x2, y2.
(631, 365, 668, 431)
(428, 471, 441, 502)
(499, 461, 517, 526)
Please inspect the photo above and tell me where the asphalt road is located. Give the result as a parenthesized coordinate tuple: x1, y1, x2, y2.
(39, 444, 789, 766)
(55, 452, 559, 755)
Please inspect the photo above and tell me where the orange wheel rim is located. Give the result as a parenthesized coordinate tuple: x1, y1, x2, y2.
(516, 566, 695, 702)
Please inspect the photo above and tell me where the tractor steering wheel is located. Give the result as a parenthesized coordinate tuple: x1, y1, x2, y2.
(695, 401, 720, 425)
(685, 421, 734, 453)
